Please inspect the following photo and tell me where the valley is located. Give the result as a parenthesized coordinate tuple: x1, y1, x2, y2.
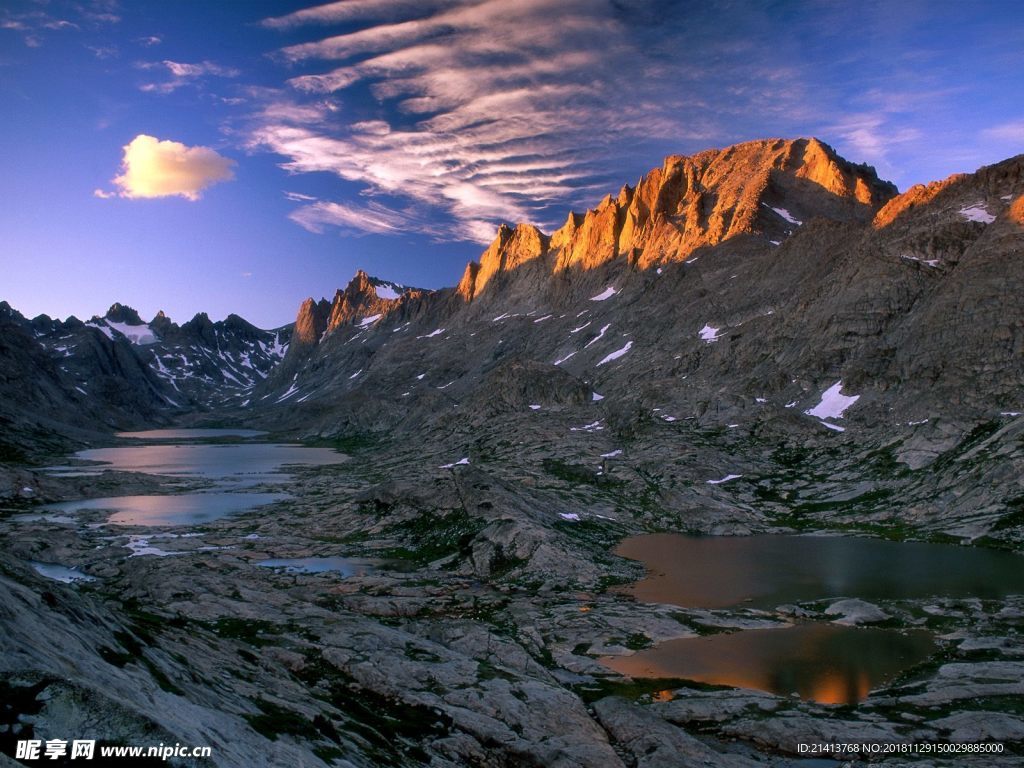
(3, 138, 1024, 766)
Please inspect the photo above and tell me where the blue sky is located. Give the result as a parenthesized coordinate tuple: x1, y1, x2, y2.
(1, 0, 1022, 328)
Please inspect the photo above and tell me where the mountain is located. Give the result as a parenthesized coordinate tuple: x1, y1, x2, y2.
(244, 137, 1024, 541)
(0, 301, 291, 459)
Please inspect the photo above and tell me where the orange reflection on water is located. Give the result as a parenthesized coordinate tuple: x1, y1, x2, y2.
(600, 624, 935, 705)
(807, 670, 871, 705)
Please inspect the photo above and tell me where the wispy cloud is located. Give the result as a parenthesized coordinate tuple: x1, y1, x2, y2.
(251, 0, 734, 242)
(288, 198, 432, 236)
(96, 134, 235, 201)
(261, 0, 459, 30)
(0, 0, 116, 47)
(982, 119, 1024, 143)
(247, 0, 1023, 241)
(139, 59, 240, 94)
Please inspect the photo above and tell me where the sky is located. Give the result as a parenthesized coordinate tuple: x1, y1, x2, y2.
(1, 0, 1022, 328)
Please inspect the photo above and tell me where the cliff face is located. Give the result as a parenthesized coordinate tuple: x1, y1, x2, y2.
(456, 224, 550, 301)
(456, 137, 898, 301)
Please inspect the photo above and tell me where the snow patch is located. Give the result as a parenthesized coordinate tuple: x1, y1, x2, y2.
(959, 204, 995, 224)
(699, 324, 722, 343)
(707, 474, 742, 485)
(584, 323, 611, 348)
(374, 283, 402, 300)
(440, 457, 470, 469)
(590, 286, 617, 301)
(533, 314, 553, 323)
(358, 314, 382, 328)
(901, 254, 940, 268)
(592, 392, 604, 401)
(559, 513, 580, 522)
(601, 449, 622, 458)
(276, 384, 300, 402)
(419, 328, 445, 338)
(105, 320, 158, 345)
(529, 404, 542, 410)
(571, 420, 604, 432)
(805, 381, 859, 420)
(764, 203, 802, 225)
(597, 341, 632, 366)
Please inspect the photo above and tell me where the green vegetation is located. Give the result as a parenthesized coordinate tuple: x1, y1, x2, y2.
(378, 510, 485, 565)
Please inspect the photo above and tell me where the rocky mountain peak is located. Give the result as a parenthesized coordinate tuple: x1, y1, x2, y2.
(325, 270, 412, 333)
(293, 297, 332, 347)
(0, 301, 24, 323)
(456, 222, 551, 301)
(453, 137, 898, 303)
(105, 302, 145, 325)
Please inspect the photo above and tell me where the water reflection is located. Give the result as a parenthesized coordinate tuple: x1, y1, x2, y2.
(69, 443, 345, 483)
(37, 436, 345, 528)
(116, 428, 267, 439)
(601, 624, 936, 704)
(44, 493, 288, 527)
(257, 557, 380, 576)
(616, 533, 1024, 608)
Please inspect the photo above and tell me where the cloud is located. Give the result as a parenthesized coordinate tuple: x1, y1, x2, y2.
(139, 59, 239, 94)
(982, 119, 1024, 143)
(0, 0, 117, 46)
(288, 198, 433, 236)
(137, 35, 162, 46)
(100, 134, 235, 201)
(249, 0, 1018, 241)
(261, 0, 459, 30)
(252, 0, 734, 242)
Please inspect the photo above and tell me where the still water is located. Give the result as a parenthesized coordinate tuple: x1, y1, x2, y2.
(39, 429, 345, 527)
(257, 557, 380, 575)
(615, 533, 1024, 609)
(116, 428, 268, 439)
(604, 533, 1024, 703)
(602, 624, 937, 705)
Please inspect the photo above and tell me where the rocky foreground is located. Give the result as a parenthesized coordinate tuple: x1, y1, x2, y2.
(3, 138, 1024, 766)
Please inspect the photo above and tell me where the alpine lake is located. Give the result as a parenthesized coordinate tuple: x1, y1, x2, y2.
(601, 533, 1024, 704)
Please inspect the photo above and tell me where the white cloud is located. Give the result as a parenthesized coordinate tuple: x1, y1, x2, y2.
(261, 0, 459, 30)
(289, 198, 432, 236)
(102, 135, 235, 201)
(140, 59, 239, 94)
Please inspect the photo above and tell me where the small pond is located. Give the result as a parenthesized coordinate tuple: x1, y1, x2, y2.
(603, 533, 1024, 703)
(602, 624, 937, 705)
(257, 557, 381, 576)
(36, 429, 345, 527)
(615, 533, 1024, 609)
